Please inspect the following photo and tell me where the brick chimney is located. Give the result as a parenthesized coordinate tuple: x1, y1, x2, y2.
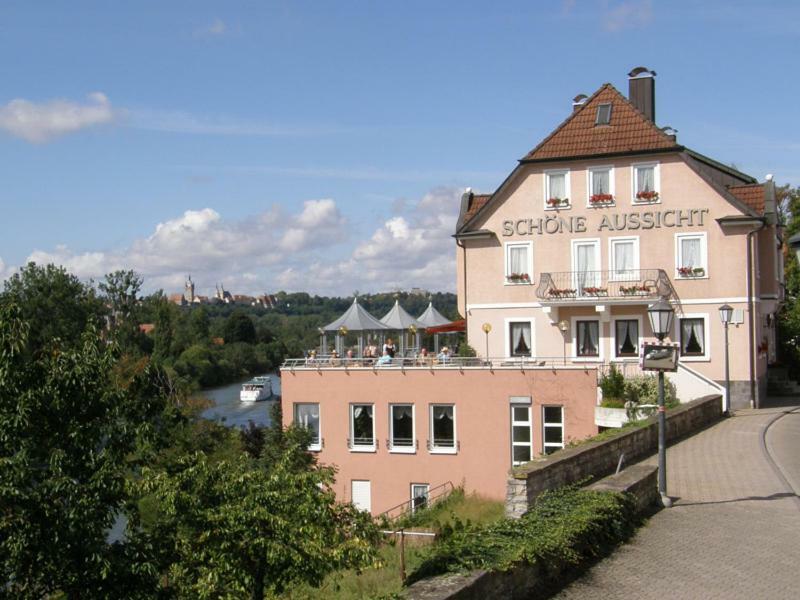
(628, 67, 656, 122)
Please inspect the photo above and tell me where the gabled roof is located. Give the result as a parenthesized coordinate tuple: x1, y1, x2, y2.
(728, 184, 765, 214)
(323, 298, 389, 332)
(380, 300, 423, 330)
(521, 84, 680, 162)
(417, 302, 451, 327)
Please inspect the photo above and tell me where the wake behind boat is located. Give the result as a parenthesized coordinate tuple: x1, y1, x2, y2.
(240, 376, 274, 402)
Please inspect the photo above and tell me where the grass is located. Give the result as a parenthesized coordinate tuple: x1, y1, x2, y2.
(281, 489, 505, 599)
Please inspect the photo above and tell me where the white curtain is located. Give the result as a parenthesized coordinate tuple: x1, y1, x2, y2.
(295, 405, 320, 442)
(616, 320, 638, 355)
(576, 243, 597, 288)
(509, 245, 528, 275)
(637, 166, 654, 192)
(681, 319, 704, 354)
(511, 322, 531, 355)
(579, 321, 599, 356)
(592, 170, 609, 195)
(393, 406, 413, 420)
(681, 238, 701, 268)
(614, 241, 634, 278)
(549, 173, 565, 199)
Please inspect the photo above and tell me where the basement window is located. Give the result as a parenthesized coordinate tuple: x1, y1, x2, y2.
(595, 103, 612, 125)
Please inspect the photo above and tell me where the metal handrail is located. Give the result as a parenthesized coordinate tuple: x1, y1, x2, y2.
(536, 268, 676, 301)
(282, 355, 604, 370)
(379, 481, 455, 521)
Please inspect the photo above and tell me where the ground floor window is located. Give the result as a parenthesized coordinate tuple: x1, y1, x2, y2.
(350, 404, 375, 450)
(543, 405, 564, 455)
(390, 404, 414, 452)
(511, 403, 533, 465)
(509, 321, 532, 356)
(576, 320, 600, 357)
(614, 319, 639, 357)
(411, 483, 429, 513)
(680, 317, 706, 357)
(351, 480, 371, 512)
(430, 405, 456, 452)
(293, 403, 321, 451)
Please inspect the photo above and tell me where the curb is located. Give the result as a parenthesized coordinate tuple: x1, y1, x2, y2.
(758, 407, 800, 510)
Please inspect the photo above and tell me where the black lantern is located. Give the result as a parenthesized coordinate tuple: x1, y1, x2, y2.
(647, 299, 674, 342)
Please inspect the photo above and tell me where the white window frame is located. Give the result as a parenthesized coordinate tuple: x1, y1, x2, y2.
(543, 169, 571, 210)
(674, 232, 708, 279)
(571, 238, 601, 292)
(611, 315, 642, 360)
(429, 404, 457, 454)
(571, 316, 604, 362)
(631, 162, 661, 204)
(504, 241, 534, 286)
(510, 398, 533, 466)
(351, 480, 371, 512)
(675, 313, 711, 362)
(349, 403, 376, 452)
(293, 402, 322, 452)
(586, 165, 615, 207)
(504, 317, 535, 358)
(542, 405, 564, 455)
(608, 236, 640, 281)
(389, 403, 415, 454)
(410, 483, 430, 513)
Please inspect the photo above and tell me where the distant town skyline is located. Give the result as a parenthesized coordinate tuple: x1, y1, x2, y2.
(2, 1, 798, 295)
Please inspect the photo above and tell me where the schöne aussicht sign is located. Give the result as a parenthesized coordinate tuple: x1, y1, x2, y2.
(501, 208, 710, 237)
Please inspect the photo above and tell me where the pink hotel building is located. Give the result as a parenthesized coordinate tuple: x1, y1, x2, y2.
(282, 68, 783, 515)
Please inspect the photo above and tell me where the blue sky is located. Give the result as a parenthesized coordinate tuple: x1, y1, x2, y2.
(1, 0, 798, 295)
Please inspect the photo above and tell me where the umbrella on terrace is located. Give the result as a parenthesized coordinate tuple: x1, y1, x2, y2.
(417, 301, 453, 353)
(380, 299, 424, 355)
(320, 298, 389, 356)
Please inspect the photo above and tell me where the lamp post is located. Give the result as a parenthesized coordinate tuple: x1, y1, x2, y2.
(647, 299, 675, 508)
(558, 320, 569, 365)
(338, 326, 348, 356)
(318, 327, 325, 355)
(719, 304, 733, 416)
(408, 324, 417, 355)
(481, 323, 492, 362)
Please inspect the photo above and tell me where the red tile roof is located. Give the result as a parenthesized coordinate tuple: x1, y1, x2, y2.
(522, 84, 680, 161)
(728, 184, 765, 214)
(463, 193, 492, 223)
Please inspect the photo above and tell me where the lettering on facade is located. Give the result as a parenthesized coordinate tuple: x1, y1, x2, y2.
(501, 209, 708, 236)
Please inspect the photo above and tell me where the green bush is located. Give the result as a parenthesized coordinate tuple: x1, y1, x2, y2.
(600, 397, 626, 409)
(599, 365, 626, 401)
(624, 374, 678, 407)
(406, 486, 636, 586)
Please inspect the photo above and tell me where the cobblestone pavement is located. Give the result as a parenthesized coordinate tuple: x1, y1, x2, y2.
(552, 400, 800, 600)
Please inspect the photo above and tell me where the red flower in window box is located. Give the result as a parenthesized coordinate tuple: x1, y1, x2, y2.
(589, 194, 614, 204)
(678, 266, 705, 277)
(547, 197, 568, 207)
(636, 190, 659, 201)
(506, 273, 531, 283)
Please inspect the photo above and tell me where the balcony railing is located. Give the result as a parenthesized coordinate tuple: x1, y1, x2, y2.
(536, 269, 675, 302)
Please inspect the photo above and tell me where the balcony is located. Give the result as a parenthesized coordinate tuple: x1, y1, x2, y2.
(536, 269, 676, 304)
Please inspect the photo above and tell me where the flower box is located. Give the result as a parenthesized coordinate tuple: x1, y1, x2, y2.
(589, 194, 614, 204)
(620, 284, 652, 295)
(582, 286, 608, 296)
(506, 273, 531, 284)
(635, 190, 659, 202)
(547, 197, 569, 208)
(548, 287, 577, 298)
(678, 266, 705, 277)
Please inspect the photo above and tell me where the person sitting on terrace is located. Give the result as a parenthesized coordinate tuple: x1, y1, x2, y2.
(329, 349, 340, 366)
(437, 346, 451, 364)
(307, 349, 318, 365)
(383, 338, 396, 358)
(376, 349, 393, 366)
(345, 348, 355, 365)
(416, 347, 430, 365)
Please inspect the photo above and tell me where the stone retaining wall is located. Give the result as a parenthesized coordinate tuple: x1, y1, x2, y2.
(506, 394, 722, 518)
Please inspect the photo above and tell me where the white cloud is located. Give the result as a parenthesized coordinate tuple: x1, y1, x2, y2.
(194, 18, 228, 37)
(603, 0, 653, 32)
(7, 187, 464, 297)
(0, 92, 117, 143)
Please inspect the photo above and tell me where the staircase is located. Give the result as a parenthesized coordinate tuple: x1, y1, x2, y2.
(767, 367, 800, 396)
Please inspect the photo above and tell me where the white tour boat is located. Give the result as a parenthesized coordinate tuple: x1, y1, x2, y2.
(240, 376, 274, 402)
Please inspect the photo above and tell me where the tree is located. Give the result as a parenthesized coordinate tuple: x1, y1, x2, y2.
(0, 302, 170, 598)
(99, 269, 144, 350)
(777, 185, 800, 367)
(139, 438, 381, 599)
(0, 262, 104, 353)
(224, 310, 257, 344)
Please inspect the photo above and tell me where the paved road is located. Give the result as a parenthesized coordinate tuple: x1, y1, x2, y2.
(552, 401, 800, 600)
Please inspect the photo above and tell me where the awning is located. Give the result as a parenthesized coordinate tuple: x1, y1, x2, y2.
(426, 319, 465, 334)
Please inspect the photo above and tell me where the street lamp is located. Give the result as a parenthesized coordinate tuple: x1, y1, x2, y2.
(558, 320, 569, 365)
(318, 327, 326, 355)
(719, 304, 734, 416)
(338, 326, 348, 355)
(481, 323, 492, 362)
(647, 299, 675, 508)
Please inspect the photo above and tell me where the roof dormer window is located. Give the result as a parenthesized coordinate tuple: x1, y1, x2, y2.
(595, 103, 612, 125)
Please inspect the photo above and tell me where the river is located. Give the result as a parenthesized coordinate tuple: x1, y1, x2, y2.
(199, 372, 281, 429)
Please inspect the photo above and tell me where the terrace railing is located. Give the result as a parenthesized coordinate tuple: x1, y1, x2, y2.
(536, 269, 676, 302)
